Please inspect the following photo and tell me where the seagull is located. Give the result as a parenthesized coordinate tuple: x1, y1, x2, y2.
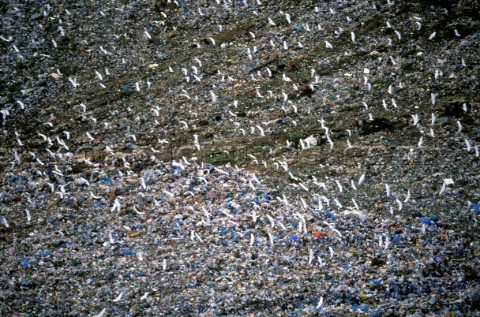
(111, 197, 121, 212)
(95, 71, 103, 81)
(412, 114, 419, 126)
(465, 139, 472, 152)
(179, 121, 189, 129)
(112, 292, 124, 302)
(95, 308, 107, 317)
(316, 297, 324, 309)
(16, 100, 25, 109)
(285, 13, 291, 24)
(210, 91, 217, 102)
(418, 136, 424, 148)
(69, 78, 79, 88)
(325, 41, 333, 49)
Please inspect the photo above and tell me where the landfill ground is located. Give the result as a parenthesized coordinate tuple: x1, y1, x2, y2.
(1, 0, 479, 316)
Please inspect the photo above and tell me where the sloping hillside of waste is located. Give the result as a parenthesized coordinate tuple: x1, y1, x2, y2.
(1, 0, 479, 316)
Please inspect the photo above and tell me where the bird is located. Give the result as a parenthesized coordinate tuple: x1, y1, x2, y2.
(69, 77, 79, 88)
(112, 292, 123, 302)
(412, 114, 419, 126)
(95, 70, 103, 81)
(285, 12, 291, 24)
(179, 121, 189, 129)
(325, 41, 333, 49)
(210, 91, 217, 102)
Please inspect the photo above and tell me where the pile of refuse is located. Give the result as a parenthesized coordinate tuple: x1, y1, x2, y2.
(0, 0, 479, 315)
(1, 156, 478, 316)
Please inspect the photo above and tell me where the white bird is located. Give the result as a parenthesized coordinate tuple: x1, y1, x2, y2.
(396, 199, 403, 211)
(429, 32, 436, 40)
(358, 173, 365, 185)
(457, 121, 463, 133)
(308, 248, 314, 265)
(112, 292, 124, 302)
(465, 139, 472, 152)
(335, 180, 343, 193)
(99, 46, 110, 55)
(351, 32, 356, 43)
(0, 35, 12, 42)
(210, 91, 217, 102)
(412, 114, 419, 126)
(385, 184, 391, 197)
(95, 308, 107, 317)
(351, 180, 357, 190)
(285, 13, 291, 24)
(418, 136, 424, 148)
(256, 125, 265, 136)
(69, 77, 79, 88)
(179, 121, 189, 129)
(16, 100, 25, 109)
(268, 17, 276, 26)
(111, 197, 121, 212)
(140, 292, 149, 300)
(86, 132, 94, 141)
(404, 189, 411, 202)
(95, 71, 103, 81)
(267, 231, 274, 246)
(325, 41, 333, 49)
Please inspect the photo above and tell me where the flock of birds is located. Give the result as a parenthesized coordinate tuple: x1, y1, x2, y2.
(0, 0, 479, 315)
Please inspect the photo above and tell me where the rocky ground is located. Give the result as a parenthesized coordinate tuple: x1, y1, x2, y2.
(1, 0, 479, 316)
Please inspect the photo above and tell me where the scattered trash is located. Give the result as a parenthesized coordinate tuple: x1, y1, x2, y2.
(0, 0, 478, 316)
